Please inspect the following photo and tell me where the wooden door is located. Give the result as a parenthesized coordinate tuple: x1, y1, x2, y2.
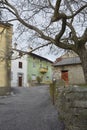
(61, 70, 68, 85)
(18, 74, 23, 87)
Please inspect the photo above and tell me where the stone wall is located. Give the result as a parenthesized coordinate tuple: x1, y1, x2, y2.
(0, 87, 11, 96)
(56, 86, 87, 130)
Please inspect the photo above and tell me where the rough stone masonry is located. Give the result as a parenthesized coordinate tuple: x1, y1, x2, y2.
(56, 86, 87, 130)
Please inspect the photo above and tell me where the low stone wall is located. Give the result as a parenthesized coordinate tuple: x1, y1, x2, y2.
(56, 86, 87, 130)
(0, 87, 11, 96)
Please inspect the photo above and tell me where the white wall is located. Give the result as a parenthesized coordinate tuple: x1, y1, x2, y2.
(11, 51, 27, 87)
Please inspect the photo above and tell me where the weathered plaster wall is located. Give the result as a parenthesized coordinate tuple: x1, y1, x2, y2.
(0, 23, 13, 95)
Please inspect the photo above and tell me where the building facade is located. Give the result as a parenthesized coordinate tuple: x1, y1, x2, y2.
(0, 22, 13, 95)
(27, 53, 53, 86)
(11, 50, 27, 87)
(53, 51, 85, 85)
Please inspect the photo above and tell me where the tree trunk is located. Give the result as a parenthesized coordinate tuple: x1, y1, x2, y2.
(77, 46, 87, 84)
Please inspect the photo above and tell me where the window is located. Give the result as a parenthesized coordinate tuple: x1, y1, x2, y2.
(46, 66, 48, 69)
(33, 62, 36, 67)
(19, 62, 22, 68)
(33, 57, 35, 60)
(40, 59, 42, 62)
(46, 76, 49, 80)
(32, 74, 36, 80)
(40, 64, 42, 68)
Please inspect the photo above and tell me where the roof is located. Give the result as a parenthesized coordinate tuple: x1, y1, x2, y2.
(29, 53, 53, 63)
(12, 49, 53, 63)
(53, 57, 81, 66)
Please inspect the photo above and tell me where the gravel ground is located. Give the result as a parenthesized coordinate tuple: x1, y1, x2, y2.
(0, 85, 64, 130)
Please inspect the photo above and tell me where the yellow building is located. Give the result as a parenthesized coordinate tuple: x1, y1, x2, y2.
(0, 22, 13, 95)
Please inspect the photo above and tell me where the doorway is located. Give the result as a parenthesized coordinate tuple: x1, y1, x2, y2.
(61, 70, 69, 85)
(18, 73, 23, 87)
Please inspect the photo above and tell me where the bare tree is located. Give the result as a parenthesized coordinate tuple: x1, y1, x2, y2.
(0, 0, 87, 83)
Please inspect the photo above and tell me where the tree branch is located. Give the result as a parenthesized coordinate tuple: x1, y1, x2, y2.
(51, 2, 87, 22)
(66, 22, 78, 43)
(48, 0, 55, 10)
(0, 27, 6, 35)
(11, 42, 52, 60)
(80, 28, 87, 44)
(54, 0, 61, 14)
(55, 18, 66, 42)
(67, 4, 87, 19)
(51, 0, 62, 22)
(55, 41, 76, 51)
(1, 1, 55, 43)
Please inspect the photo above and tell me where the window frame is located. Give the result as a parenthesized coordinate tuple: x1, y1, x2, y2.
(19, 62, 22, 68)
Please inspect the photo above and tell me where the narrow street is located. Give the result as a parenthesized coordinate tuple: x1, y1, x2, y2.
(0, 85, 64, 130)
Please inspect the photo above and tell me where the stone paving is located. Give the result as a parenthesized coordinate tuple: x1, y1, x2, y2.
(0, 85, 64, 130)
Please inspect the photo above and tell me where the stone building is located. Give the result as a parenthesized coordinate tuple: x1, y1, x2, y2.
(53, 51, 85, 85)
(0, 22, 13, 95)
